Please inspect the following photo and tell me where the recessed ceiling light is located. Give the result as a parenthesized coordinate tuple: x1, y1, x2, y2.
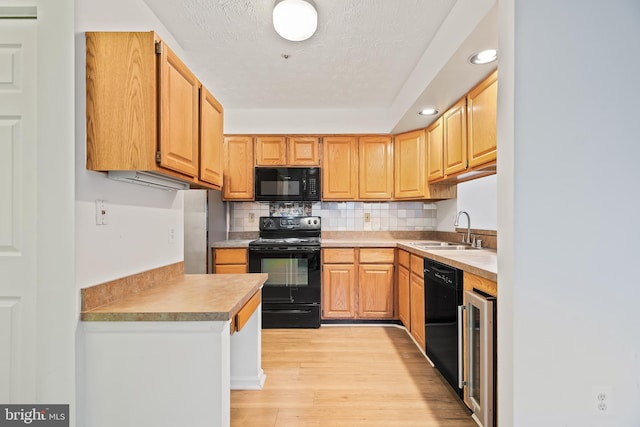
(469, 49, 497, 65)
(418, 108, 438, 116)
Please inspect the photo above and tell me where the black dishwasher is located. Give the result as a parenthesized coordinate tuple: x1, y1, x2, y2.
(424, 258, 463, 398)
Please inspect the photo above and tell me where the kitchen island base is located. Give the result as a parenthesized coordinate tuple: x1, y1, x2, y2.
(80, 309, 263, 427)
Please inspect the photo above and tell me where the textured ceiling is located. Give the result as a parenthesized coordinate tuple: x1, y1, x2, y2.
(142, 0, 498, 132)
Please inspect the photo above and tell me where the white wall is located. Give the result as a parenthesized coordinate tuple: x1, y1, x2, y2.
(499, 1, 640, 425)
(75, 0, 191, 287)
(436, 174, 497, 231)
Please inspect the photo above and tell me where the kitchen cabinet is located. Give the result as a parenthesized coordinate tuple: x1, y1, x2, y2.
(409, 254, 425, 350)
(223, 136, 254, 200)
(86, 31, 201, 182)
(426, 117, 445, 182)
(426, 69, 497, 183)
(359, 135, 393, 200)
(255, 136, 320, 166)
(358, 248, 395, 318)
(288, 136, 320, 166)
(322, 136, 358, 200)
(322, 248, 357, 318)
(467, 69, 498, 168)
(394, 129, 425, 199)
(443, 96, 468, 176)
(322, 247, 395, 320)
(213, 248, 248, 273)
(255, 136, 286, 166)
(397, 249, 411, 328)
(198, 86, 224, 188)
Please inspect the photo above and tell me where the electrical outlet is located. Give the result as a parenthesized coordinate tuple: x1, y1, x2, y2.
(168, 227, 176, 244)
(592, 386, 612, 415)
(364, 213, 371, 223)
(95, 200, 108, 225)
(248, 212, 255, 223)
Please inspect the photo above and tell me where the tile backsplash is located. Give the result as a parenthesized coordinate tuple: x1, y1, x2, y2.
(230, 201, 437, 232)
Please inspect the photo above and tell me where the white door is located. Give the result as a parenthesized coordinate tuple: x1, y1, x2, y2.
(0, 12, 38, 402)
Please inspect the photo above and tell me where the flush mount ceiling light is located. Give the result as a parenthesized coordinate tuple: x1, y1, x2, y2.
(418, 108, 439, 116)
(273, 0, 318, 42)
(469, 49, 498, 65)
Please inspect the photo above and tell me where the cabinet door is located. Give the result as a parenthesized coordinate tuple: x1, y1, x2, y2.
(443, 97, 468, 176)
(359, 136, 393, 200)
(223, 136, 254, 200)
(322, 264, 356, 318)
(158, 41, 199, 177)
(199, 86, 224, 187)
(410, 272, 425, 350)
(322, 136, 358, 200)
(256, 136, 287, 166)
(358, 264, 394, 319)
(86, 32, 158, 172)
(398, 264, 410, 328)
(394, 130, 426, 199)
(426, 117, 445, 182)
(288, 136, 320, 166)
(467, 70, 498, 168)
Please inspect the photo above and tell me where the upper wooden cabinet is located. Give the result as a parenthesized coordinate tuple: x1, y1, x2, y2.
(288, 136, 320, 166)
(467, 70, 498, 168)
(426, 69, 498, 183)
(322, 136, 358, 200)
(223, 136, 254, 200)
(86, 31, 204, 183)
(426, 117, 444, 182)
(199, 86, 224, 188)
(255, 136, 320, 166)
(443, 96, 468, 176)
(394, 129, 426, 199)
(255, 136, 286, 166)
(359, 136, 393, 200)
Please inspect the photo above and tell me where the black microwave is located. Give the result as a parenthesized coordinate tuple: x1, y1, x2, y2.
(254, 167, 321, 202)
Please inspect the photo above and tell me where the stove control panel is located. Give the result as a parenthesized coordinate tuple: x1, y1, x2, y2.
(259, 216, 321, 231)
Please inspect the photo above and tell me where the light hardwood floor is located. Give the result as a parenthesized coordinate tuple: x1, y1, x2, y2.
(231, 326, 476, 427)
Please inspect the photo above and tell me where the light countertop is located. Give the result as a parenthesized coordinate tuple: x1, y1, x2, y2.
(211, 238, 497, 282)
(81, 273, 268, 322)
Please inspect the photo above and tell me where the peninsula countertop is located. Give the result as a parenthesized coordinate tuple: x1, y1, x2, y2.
(81, 273, 268, 322)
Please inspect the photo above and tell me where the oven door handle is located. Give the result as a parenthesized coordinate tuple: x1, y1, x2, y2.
(263, 309, 313, 314)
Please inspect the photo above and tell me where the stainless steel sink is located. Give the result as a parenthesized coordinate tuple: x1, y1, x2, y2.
(409, 242, 477, 251)
(422, 245, 476, 251)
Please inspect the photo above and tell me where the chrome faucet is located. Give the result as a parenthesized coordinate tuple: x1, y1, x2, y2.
(454, 211, 471, 244)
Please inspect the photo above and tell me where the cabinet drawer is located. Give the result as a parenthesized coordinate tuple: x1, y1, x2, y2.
(234, 289, 261, 333)
(359, 248, 395, 264)
(214, 248, 247, 264)
(323, 248, 356, 263)
(463, 272, 497, 296)
(214, 264, 247, 274)
(397, 249, 410, 269)
(410, 254, 423, 277)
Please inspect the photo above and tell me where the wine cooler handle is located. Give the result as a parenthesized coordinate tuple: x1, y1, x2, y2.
(458, 304, 466, 389)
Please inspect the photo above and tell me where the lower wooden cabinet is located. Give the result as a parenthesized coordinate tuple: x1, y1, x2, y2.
(322, 262, 357, 318)
(396, 250, 425, 350)
(322, 247, 395, 320)
(213, 248, 248, 273)
(409, 257, 425, 350)
(397, 250, 411, 328)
